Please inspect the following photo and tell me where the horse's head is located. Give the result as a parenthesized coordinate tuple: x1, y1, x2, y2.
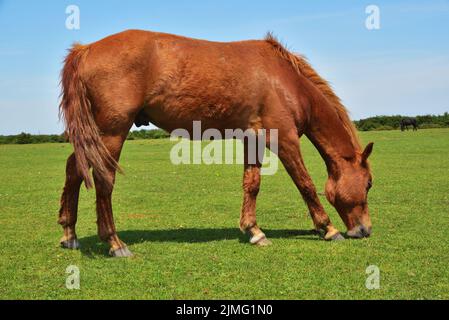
(325, 143, 374, 238)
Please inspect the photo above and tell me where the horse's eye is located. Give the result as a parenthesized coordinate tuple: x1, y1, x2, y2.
(367, 180, 373, 191)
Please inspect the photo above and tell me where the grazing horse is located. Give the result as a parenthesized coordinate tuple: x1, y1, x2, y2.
(401, 118, 418, 131)
(58, 30, 374, 257)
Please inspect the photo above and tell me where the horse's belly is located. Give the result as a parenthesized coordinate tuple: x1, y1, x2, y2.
(143, 98, 259, 136)
(144, 80, 263, 134)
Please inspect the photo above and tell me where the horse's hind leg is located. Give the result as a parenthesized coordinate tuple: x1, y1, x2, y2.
(276, 131, 344, 241)
(58, 153, 83, 249)
(93, 134, 132, 257)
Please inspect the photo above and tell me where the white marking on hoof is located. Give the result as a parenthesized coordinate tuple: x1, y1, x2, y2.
(256, 237, 272, 246)
(250, 233, 272, 246)
(60, 239, 80, 250)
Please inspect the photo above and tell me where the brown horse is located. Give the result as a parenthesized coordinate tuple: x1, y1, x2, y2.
(58, 30, 374, 257)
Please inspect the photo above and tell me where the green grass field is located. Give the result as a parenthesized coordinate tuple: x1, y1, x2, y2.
(1, 128, 448, 299)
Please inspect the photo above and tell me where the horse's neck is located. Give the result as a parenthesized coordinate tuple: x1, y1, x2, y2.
(305, 101, 359, 174)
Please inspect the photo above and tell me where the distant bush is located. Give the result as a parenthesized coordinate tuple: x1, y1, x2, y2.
(127, 129, 169, 140)
(418, 123, 442, 129)
(354, 113, 449, 131)
(0, 129, 169, 145)
(0, 133, 66, 145)
(16, 132, 33, 144)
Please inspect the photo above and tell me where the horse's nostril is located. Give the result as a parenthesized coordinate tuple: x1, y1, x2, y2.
(365, 226, 372, 237)
(361, 225, 372, 237)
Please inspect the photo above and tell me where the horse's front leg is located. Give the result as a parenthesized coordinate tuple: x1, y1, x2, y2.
(240, 140, 271, 246)
(277, 131, 344, 241)
(58, 153, 83, 249)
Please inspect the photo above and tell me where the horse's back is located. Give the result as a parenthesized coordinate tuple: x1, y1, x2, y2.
(77, 30, 300, 133)
(82, 29, 274, 97)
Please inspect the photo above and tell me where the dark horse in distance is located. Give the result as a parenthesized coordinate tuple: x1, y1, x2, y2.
(58, 30, 374, 257)
(401, 117, 418, 131)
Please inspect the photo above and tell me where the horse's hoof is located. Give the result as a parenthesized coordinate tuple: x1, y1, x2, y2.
(325, 232, 345, 241)
(110, 246, 133, 258)
(60, 239, 80, 250)
(250, 233, 272, 246)
(256, 237, 272, 246)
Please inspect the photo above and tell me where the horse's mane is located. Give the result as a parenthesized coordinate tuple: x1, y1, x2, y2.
(264, 33, 362, 151)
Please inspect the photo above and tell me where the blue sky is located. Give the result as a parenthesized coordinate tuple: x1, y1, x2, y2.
(0, 0, 448, 134)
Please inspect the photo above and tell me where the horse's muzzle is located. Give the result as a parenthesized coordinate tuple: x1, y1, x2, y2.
(347, 225, 372, 238)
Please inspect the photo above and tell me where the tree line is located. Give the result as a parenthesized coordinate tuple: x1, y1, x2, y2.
(0, 129, 169, 145)
(1, 113, 448, 144)
(0, 132, 67, 145)
(354, 113, 449, 131)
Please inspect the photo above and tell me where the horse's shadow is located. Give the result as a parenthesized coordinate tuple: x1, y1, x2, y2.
(78, 228, 320, 257)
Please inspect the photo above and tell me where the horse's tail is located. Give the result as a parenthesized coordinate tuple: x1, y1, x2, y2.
(59, 43, 120, 190)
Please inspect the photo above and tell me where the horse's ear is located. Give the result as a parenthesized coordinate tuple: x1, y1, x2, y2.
(362, 142, 374, 162)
